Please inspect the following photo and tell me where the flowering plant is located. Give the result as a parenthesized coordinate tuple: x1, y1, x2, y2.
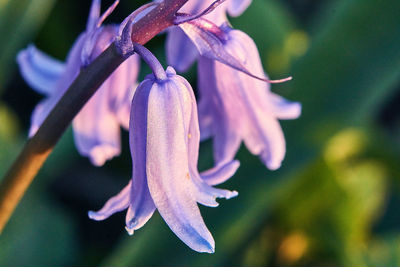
(1, 0, 300, 253)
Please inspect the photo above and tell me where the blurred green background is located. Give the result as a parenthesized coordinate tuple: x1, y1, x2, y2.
(1, 0, 400, 266)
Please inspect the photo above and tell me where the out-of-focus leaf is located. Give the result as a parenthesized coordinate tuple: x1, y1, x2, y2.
(0, 184, 79, 266)
(0, 0, 57, 93)
(0, 103, 22, 178)
(363, 235, 400, 266)
(0, 126, 80, 265)
(288, 0, 400, 144)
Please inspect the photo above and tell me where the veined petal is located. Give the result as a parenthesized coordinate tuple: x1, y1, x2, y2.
(88, 181, 131, 220)
(126, 79, 156, 234)
(146, 79, 215, 253)
(73, 83, 121, 166)
(198, 57, 242, 165)
(176, 71, 238, 206)
(214, 29, 287, 170)
(17, 45, 65, 95)
(179, 20, 275, 83)
(179, 0, 227, 25)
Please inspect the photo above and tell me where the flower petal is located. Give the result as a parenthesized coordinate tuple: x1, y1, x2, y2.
(179, 20, 276, 83)
(29, 96, 61, 137)
(146, 79, 215, 253)
(269, 93, 302, 120)
(215, 29, 287, 170)
(72, 83, 121, 166)
(178, 70, 238, 205)
(198, 57, 242, 165)
(166, 27, 199, 72)
(108, 53, 140, 129)
(125, 79, 156, 234)
(200, 160, 240, 186)
(17, 45, 65, 95)
(88, 181, 131, 220)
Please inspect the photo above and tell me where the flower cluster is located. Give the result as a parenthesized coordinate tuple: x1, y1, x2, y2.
(17, 0, 301, 253)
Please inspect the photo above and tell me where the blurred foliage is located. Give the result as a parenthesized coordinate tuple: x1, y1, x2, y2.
(1, 0, 400, 266)
(0, 0, 57, 94)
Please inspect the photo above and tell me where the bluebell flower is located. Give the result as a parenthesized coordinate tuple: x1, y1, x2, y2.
(89, 66, 239, 253)
(167, 0, 252, 71)
(179, 21, 301, 169)
(17, 0, 140, 166)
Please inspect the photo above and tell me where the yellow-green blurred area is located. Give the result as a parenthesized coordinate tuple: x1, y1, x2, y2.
(1, 0, 400, 266)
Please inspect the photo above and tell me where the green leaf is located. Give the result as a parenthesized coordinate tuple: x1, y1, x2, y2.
(0, 0, 57, 94)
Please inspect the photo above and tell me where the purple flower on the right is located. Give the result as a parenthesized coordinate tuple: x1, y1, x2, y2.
(195, 24, 301, 170)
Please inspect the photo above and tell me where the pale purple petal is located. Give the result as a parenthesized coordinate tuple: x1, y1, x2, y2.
(146, 79, 214, 253)
(175, 70, 238, 206)
(269, 93, 302, 120)
(179, 20, 274, 82)
(88, 181, 131, 220)
(200, 160, 240, 186)
(126, 79, 156, 234)
(198, 57, 242, 165)
(108, 53, 140, 129)
(166, 27, 199, 72)
(167, 0, 227, 72)
(196, 27, 300, 170)
(17, 45, 65, 95)
(179, 0, 227, 25)
(72, 84, 121, 166)
(197, 98, 213, 141)
(227, 0, 252, 16)
(72, 26, 126, 166)
(86, 0, 101, 31)
(216, 29, 287, 170)
(82, 26, 116, 67)
(29, 97, 60, 137)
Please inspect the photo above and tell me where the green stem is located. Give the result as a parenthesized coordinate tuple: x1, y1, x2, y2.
(0, 0, 188, 234)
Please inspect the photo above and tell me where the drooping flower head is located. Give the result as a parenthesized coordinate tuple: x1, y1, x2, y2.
(17, 0, 140, 166)
(89, 60, 239, 252)
(178, 19, 301, 169)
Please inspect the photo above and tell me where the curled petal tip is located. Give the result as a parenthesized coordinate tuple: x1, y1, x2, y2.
(227, 190, 239, 199)
(266, 161, 282, 171)
(200, 241, 215, 253)
(88, 211, 101, 220)
(125, 226, 135, 236)
(88, 145, 120, 166)
(268, 76, 293, 84)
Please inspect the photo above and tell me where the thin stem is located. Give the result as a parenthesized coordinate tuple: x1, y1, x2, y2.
(133, 43, 167, 81)
(0, 0, 189, 234)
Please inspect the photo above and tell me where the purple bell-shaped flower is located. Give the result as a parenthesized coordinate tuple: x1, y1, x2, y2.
(89, 47, 239, 252)
(17, 0, 140, 166)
